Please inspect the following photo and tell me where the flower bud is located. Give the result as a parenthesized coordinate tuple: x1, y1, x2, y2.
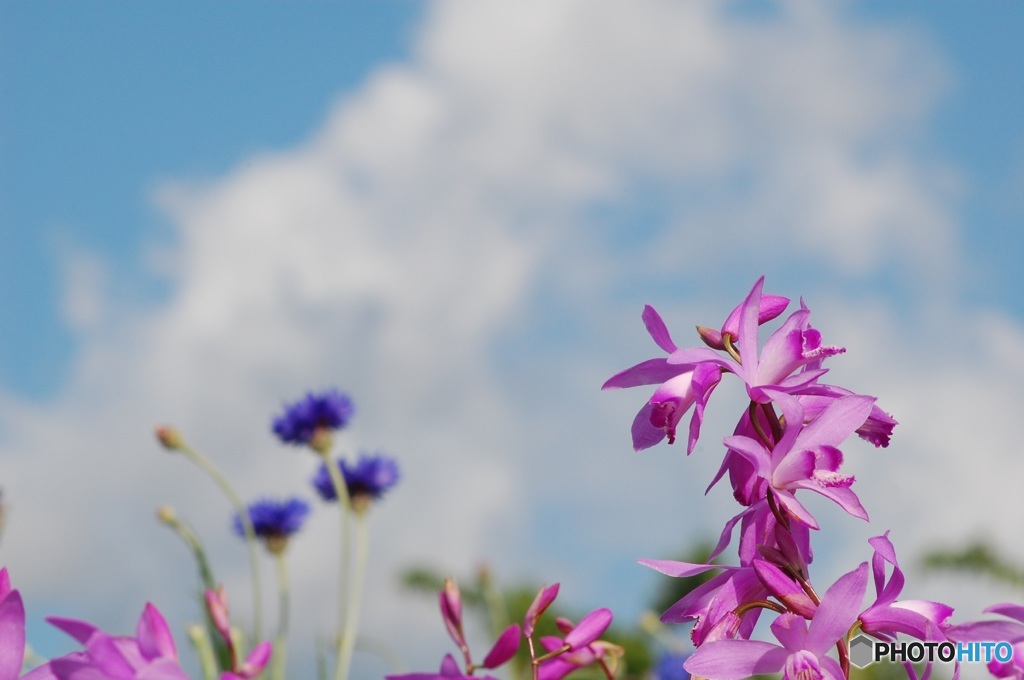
(155, 505, 178, 525)
(155, 426, 184, 451)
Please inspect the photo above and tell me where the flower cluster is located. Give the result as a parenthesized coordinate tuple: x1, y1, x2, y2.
(390, 579, 620, 680)
(233, 497, 310, 554)
(312, 453, 400, 510)
(271, 389, 354, 450)
(606, 276, 1019, 679)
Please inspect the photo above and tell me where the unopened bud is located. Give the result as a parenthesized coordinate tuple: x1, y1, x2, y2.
(696, 325, 725, 350)
(310, 427, 333, 456)
(156, 505, 178, 525)
(155, 426, 184, 451)
(265, 534, 289, 555)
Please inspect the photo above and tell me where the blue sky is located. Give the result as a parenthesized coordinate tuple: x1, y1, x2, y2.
(2, 1, 1022, 400)
(2, 1, 1024, 677)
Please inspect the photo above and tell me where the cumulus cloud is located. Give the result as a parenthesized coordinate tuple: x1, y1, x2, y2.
(1, 0, 1018, 674)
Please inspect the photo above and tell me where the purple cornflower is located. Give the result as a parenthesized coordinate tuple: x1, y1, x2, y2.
(272, 389, 354, 448)
(313, 453, 400, 508)
(234, 497, 310, 553)
(655, 652, 692, 680)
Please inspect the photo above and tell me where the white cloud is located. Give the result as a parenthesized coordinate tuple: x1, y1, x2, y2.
(2, 0, 1018, 675)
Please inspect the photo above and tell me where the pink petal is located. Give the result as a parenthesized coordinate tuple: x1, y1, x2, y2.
(236, 641, 273, 678)
(45, 616, 101, 645)
(602, 358, 686, 390)
(137, 603, 178, 662)
(564, 608, 612, 650)
(440, 578, 465, 649)
(642, 305, 677, 353)
(481, 624, 520, 668)
(685, 639, 788, 680)
(524, 584, 559, 637)
(805, 562, 868, 655)
(630, 403, 666, 451)
(205, 587, 232, 646)
(0, 588, 25, 680)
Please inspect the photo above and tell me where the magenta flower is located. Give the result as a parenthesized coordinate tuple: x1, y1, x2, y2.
(203, 586, 274, 680)
(386, 654, 499, 680)
(389, 578, 518, 680)
(797, 384, 898, 448)
(536, 609, 616, 680)
(524, 583, 560, 637)
(21, 602, 190, 680)
(718, 392, 874, 528)
(602, 305, 722, 452)
(948, 602, 1024, 678)
(858, 532, 953, 642)
(0, 568, 26, 679)
(685, 563, 868, 680)
(667, 278, 845, 405)
(639, 559, 766, 646)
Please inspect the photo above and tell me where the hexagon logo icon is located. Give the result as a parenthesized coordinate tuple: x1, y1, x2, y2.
(849, 634, 875, 668)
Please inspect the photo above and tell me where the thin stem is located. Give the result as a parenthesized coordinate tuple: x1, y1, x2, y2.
(321, 453, 355, 680)
(761, 402, 784, 443)
(734, 599, 787, 617)
(794, 574, 821, 607)
(179, 442, 263, 640)
(188, 624, 219, 680)
(765, 490, 790, 532)
(271, 551, 290, 680)
(527, 635, 539, 680)
(338, 511, 370, 680)
(838, 638, 851, 678)
(157, 507, 218, 592)
(723, 333, 742, 364)
(748, 401, 773, 449)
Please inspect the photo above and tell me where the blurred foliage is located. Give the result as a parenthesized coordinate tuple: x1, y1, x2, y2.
(399, 542, 726, 679)
(921, 539, 1024, 590)
(402, 564, 651, 678)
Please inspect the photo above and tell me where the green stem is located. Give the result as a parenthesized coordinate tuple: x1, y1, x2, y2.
(188, 624, 219, 680)
(338, 512, 370, 680)
(272, 551, 290, 680)
(157, 507, 218, 592)
(179, 442, 263, 640)
(320, 454, 355, 680)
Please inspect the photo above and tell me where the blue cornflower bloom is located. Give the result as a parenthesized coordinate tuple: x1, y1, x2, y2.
(234, 497, 310, 553)
(272, 389, 355, 447)
(313, 453, 400, 509)
(655, 652, 691, 680)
